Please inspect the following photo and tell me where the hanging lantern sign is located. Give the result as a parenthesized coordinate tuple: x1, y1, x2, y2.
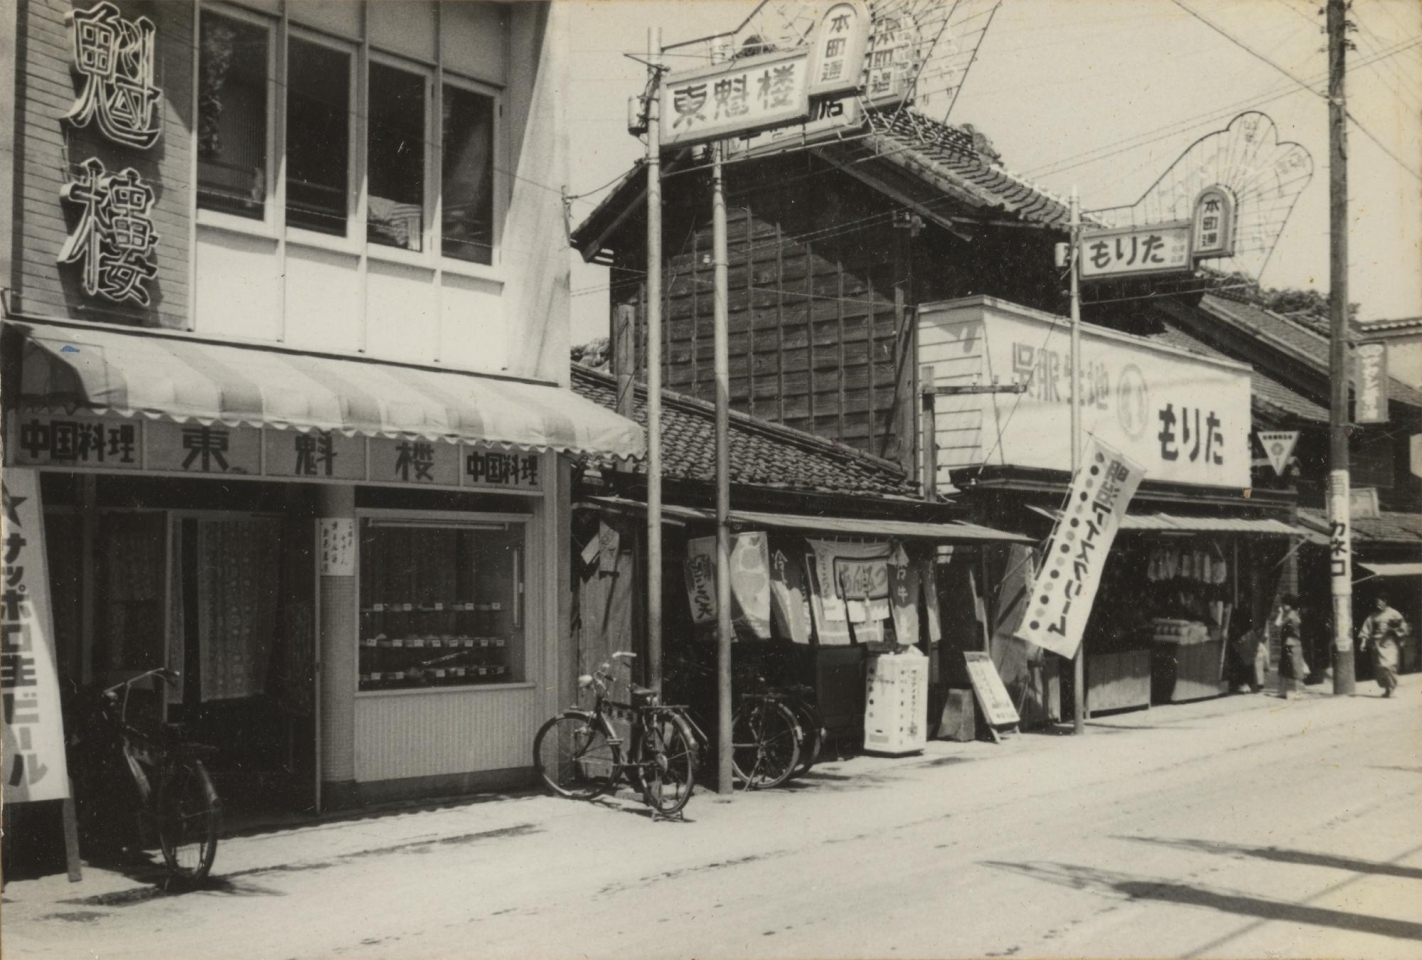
(807, 1, 870, 99)
(1192, 186, 1236, 259)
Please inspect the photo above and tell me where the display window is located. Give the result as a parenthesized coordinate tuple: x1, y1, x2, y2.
(357, 516, 525, 692)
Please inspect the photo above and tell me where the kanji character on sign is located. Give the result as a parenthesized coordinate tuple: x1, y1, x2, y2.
(671, 83, 708, 129)
(395, 441, 435, 482)
(712, 76, 749, 119)
(58, 158, 159, 305)
(65, 2, 163, 149)
(294, 431, 337, 477)
(181, 426, 231, 472)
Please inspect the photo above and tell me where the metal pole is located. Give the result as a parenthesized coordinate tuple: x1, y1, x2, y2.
(645, 28, 664, 695)
(1326, 0, 1355, 694)
(1069, 186, 1085, 734)
(712, 141, 733, 795)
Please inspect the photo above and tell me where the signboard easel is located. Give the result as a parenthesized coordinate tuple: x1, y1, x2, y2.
(961, 652, 1020, 742)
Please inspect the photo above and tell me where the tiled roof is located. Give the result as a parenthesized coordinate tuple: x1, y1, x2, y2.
(862, 112, 1072, 229)
(1137, 321, 1328, 424)
(1298, 508, 1422, 546)
(1358, 316, 1422, 335)
(1200, 295, 1422, 409)
(571, 364, 917, 498)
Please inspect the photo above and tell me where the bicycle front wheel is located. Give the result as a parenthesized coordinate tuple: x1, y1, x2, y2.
(789, 700, 825, 779)
(533, 714, 622, 800)
(732, 700, 800, 790)
(640, 713, 697, 816)
(157, 759, 220, 883)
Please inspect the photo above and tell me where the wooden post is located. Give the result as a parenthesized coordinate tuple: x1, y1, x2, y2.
(62, 782, 82, 882)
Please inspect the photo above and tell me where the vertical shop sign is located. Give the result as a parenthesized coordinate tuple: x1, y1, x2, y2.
(58, 158, 160, 305)
(65, 1, 163, 149)
(807, 2, 870, 98)
(684, 537, 717, 626)
(730, 532, 772, 640)
(888, 544, 921, 647)
(318, 518, 355, 577)
(1015, 438, 1145, 660)
(769, 545, 813, 644)
(1353, 342, 1388, 424)
(1191, 186, 1236, 258)
(1327, 472, 1352, 652)
(1, 468, 71, 803)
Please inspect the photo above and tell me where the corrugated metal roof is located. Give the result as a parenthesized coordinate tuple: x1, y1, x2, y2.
(1298, 508, 1422, 545)
(1028, 505, 1304, 536)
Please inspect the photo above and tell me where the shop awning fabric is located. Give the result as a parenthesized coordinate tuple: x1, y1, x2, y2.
(1027, 505, 1306, 536)
(11, 322, 645, 457)
(579, 496, 1032, 543)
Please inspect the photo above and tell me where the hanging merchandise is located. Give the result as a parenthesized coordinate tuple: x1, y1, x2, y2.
(806, 553, 853, 646)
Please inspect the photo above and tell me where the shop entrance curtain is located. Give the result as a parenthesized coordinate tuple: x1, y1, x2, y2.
(197, 518, 281, 701)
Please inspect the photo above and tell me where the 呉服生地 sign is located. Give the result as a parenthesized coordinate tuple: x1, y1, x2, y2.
(918, 298, 1251, 489)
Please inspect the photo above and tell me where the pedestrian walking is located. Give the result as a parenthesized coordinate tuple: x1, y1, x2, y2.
(1275, 594, 1308, 700)
(1357, 591, 1409, 699)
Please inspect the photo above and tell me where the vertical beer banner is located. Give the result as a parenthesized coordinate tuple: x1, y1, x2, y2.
(2, 468, 71, 803)
(1015, 438, 1145, 660)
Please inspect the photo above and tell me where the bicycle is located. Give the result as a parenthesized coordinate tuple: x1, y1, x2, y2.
(533, 652, 702, 818)
(70, 667, 222, 884)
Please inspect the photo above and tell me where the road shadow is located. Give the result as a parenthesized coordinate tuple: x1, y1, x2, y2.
(1116, 835, 1422, 881)
(983, 859, 1422, 942)
(56, 874, 287, 910)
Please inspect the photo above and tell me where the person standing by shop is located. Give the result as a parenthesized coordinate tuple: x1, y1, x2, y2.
(1275, 594, 1308, 700)
(1358, 592, 1409, 699)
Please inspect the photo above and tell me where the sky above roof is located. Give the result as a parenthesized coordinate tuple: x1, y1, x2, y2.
(565, 0, 1421, 342)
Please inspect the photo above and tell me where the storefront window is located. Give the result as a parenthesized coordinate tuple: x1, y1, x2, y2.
(357, 518, 524, 691)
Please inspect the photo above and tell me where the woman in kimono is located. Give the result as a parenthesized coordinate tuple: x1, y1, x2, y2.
(1276, 594, 1307, 700)
(1358, 592, 1409, 698)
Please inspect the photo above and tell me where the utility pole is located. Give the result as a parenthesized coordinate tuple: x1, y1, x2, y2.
(645, 28, 665, 696)
(712, 141, 733, 795)
(1069, 186, 1085, 734)
(1326, 0, 1355, 694)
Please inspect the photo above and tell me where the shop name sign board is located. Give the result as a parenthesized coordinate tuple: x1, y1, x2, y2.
(1, 468, 72, 803)
(725, 96, 863, 159)
(1015, 438, 1145, 661)
(918, 299, 1251, 488)
(65, 1, 163, 149)
(7, 413, 544, 493)
(1079, 222, 1192, 279)
(661, 48, 811, 148)
(1353, 341, 1388, 424)
(59, 158, 160, 305)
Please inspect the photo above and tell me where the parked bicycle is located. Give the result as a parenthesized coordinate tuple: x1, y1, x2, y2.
(533, 652, 702, 817)
(69, 667, 222, 884)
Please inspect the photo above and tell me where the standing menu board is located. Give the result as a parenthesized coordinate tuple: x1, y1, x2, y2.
(963, 652, 1021, 729)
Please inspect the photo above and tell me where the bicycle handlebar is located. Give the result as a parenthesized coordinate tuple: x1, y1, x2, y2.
(102, 666, 180, 699)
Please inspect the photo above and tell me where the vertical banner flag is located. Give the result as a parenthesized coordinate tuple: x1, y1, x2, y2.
(1015, 439, 1145, 660)
(1353, 342, 1388, 424)
(2, 468, 72, 803)
(683, 533, 772, 639)
(1257, 431, 1299, 477)
(769, 542, 814, 644)
(888, 543, 921, 647)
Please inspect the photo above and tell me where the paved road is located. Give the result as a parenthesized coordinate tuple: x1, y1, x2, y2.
(5, 683, 1420, 960)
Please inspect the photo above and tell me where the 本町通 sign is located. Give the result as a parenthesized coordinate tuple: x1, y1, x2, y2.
(661, 48, 811, 148)
(807, 2, 870, 99)
(1079, 222, 1192, 279)
(1015, 438, 1145, 660)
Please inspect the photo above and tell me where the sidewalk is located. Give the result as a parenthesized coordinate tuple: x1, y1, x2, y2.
(1, 678, 1401, 915)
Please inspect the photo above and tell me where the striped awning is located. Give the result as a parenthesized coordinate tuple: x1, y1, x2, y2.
(9, 322, 645, 457)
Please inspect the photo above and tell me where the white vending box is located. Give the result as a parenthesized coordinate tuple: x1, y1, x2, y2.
(863, 647, 929, 755)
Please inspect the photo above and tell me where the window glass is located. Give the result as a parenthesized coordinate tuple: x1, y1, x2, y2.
(95, 512, 167, 676)
(286, 37, 350, 236)
(367, 63, 426, 251)
(441, 84, 495, 265)
(197, 12, 269, 219)
(357, 519, 525, 691)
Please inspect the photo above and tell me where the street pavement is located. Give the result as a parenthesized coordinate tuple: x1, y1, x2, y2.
(3, 681, 1419, 960)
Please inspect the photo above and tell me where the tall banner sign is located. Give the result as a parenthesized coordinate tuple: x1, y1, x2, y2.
(1327, 471, 1353, 652)
(683, 533, 772, 640)
(1015, 439, 1145, 660)
(2, 468, 72, 803)
(1353, 341, 1389, 424)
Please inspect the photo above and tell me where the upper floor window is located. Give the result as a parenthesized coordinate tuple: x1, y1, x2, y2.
(286, 37, 352, 237)
(195, 4, 498, 267)
(196, 11, 269, 220)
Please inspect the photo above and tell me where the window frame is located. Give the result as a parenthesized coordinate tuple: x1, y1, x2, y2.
(364, 50, 436, 269)
(438, 71, 502, 275)
(283, 25, 360, 254)
(352, 509, 534, 698)
(194, 2, 279, 238)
